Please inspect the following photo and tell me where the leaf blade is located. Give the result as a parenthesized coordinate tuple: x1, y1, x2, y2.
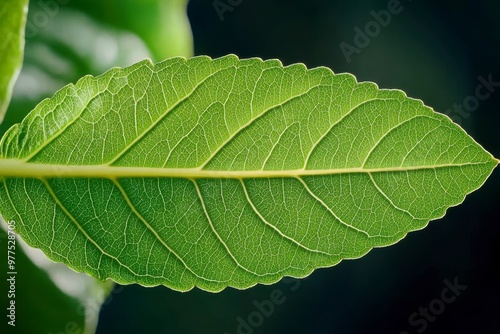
(0, 55, 497, 291)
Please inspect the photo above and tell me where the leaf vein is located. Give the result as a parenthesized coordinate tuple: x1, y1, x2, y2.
(107, 66, 229, 165)
(191, 179, 265, 277)
(240, 179, 333, 256)
(39, 178, 151, 280)
(296, 176, 371, 238)
(362, 115, 432, 167)
(368, 172, 418, 219)
(199, 83, 326, 169)
(304, 97, 396, 169)
(112, 178, 223, 284)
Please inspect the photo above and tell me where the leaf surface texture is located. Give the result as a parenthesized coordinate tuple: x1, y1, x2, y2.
(0, 55, 496, 291)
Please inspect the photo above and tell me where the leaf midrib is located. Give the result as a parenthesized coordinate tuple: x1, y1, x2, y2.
(0, 159, 493, 179)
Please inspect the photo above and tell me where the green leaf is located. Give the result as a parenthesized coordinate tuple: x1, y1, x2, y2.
(0, 55, 497, 292)
(0, 0, 28, 124)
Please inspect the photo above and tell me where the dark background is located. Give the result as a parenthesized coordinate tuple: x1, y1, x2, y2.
(4, 0, 500, 333)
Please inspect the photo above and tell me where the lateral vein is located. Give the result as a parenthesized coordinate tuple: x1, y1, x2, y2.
(111, 178, 221, 283)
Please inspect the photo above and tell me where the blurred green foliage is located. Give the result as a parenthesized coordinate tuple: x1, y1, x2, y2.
(0, 0, 28, 123)
(70, 0, 192, 60)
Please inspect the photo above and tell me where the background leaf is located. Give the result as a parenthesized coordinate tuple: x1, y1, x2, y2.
(0, 55, 496, 292)
(0, 0, 28, 124)
(69, 0, 193, 60)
